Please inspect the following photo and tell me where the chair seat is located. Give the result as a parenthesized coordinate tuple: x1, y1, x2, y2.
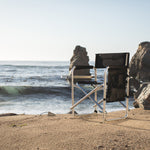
(73, 75, 94, 79)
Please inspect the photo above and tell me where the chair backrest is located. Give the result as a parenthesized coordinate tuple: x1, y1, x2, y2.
(95, 53, 129, 68)
(95, 53, 130, 102)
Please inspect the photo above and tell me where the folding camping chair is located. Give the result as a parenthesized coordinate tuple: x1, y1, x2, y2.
(69, 65, 104, 114)
(70, 53, 130, 122)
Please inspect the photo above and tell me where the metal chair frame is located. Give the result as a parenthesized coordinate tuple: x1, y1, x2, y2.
(70, 66, 104, 115)
(70, 53, 130, 122)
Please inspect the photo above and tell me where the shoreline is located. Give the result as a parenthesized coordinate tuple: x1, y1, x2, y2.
(0, 108, 150, 150)
(0, 98, 135, 116)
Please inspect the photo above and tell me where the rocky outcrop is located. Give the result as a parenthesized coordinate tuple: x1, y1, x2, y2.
(129, 41, 150, 90)
(130, 41, 150, 109)
(133, 84, 150, 110)
(69, 45, 91, 76)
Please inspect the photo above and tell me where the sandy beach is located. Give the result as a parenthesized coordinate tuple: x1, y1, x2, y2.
(0, 108, 150, 150)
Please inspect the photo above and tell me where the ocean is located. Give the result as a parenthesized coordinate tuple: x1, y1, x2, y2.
(0, 61, 134, 115)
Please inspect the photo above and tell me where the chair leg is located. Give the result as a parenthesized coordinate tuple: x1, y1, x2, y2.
(71, 67, 75, 115)
(103, 68, 108, 122)
(94, 68, 97, 112)
(103, 100, 106, 122)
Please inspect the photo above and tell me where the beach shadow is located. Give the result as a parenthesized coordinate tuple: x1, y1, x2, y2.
(109, 122, 150, 132)
(77, 114, 150, 131)
(104, 117, 150, 132)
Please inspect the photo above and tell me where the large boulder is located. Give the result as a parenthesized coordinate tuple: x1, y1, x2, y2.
(69, 45, 91, 76)
(130, 41, 150, 109)
(133, 84, 150, 110)
(129, 41, 150, 90)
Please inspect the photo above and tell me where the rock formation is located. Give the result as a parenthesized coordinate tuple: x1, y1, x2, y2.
(130, 41, 150, 109)
(129, 41, 150, 89)
(133, 84, 150, 110)
(69, 45, 91, 76)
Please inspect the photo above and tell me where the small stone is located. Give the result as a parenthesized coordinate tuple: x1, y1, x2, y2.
(48, 112, 56, 116)
(97, 145, 104, 149)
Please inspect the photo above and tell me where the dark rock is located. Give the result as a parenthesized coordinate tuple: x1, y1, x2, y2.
(129, 78, 140, 94)
(69, 45, 91, 76)
(133, 84, 150, 109)
(129, 41, 150, 90)
(48, 112, 56, 116)
(129, 42, 150, 109)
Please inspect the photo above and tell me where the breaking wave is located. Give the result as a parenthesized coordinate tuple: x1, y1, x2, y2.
(0, 85, 71, 96)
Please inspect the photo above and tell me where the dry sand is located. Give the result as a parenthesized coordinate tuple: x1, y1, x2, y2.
(0, 108, 150, 150)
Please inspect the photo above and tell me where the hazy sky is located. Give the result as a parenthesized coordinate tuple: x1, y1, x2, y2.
(0, 0, 149, 61)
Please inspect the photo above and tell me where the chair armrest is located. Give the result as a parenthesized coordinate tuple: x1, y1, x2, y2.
(75, 65, 94, 70)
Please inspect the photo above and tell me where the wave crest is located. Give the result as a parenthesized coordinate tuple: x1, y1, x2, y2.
(0, 86, 71, 96)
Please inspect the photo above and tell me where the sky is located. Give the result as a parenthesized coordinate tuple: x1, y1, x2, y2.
(0, 0, 150, 61)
